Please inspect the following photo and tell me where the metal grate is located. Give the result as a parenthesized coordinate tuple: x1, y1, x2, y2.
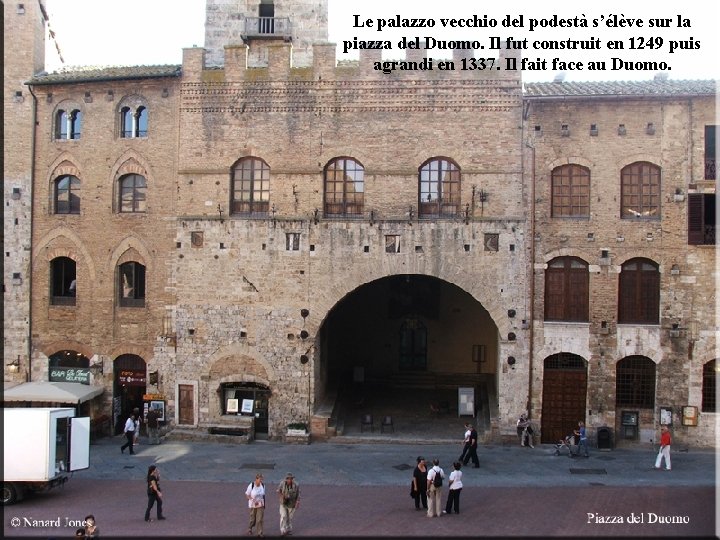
(616, 356, 656, 408)
(393, 463, 413, 471)
(569, 468, 607, 474)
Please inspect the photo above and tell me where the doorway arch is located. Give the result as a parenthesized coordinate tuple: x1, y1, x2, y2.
(540, 353, 588, 443)
(113, 354, 147, 434)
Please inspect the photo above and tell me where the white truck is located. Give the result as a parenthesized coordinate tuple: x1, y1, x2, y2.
(3, 407, 90, 505)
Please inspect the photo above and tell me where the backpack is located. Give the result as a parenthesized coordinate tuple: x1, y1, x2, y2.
(432, 469, 442, 488)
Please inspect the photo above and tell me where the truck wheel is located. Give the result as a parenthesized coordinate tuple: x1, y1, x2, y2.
(2, 483, 19, 505)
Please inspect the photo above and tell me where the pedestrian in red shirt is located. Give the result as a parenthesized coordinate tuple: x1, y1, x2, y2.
(654, 425, 672, 470)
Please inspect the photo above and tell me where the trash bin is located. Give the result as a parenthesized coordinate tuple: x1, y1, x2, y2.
(596, 426, 613, 450)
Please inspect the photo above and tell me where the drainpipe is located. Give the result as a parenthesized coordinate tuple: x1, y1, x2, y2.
(26, 82, 39, 382)
(525, 134, 536, 418)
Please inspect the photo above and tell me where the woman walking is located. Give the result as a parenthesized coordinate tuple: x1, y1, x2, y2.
(145, 465, 166, 522)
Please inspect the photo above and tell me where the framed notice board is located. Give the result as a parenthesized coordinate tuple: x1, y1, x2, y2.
(458, 387, 475, 417)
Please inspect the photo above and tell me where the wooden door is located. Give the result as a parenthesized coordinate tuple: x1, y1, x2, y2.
(178, 384, 194, 425)
(540, 354, 587, 443)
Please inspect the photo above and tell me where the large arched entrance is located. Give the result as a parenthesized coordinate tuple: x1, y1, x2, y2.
(317, 274, 498, 437)
(540, 353, 588, 443)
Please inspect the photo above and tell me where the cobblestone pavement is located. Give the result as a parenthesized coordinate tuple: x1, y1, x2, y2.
(3, 436, 718, 538)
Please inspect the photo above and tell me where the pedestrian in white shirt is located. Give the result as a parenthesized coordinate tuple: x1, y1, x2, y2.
(426, 459, 445, 518)
(245, 473, 266, 537)
(443, 461, 463, 515)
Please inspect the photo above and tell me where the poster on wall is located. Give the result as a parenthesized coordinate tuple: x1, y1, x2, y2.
(150, 400, 166, 422)
(682, 406, 698, 426)
(227, 398, 239, 414)
(241, 399, 254, 414)
(659, 407, 672, 426)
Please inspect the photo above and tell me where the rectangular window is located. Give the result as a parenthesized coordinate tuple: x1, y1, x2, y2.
(688, 194, 716, 245)
(385, 235, 400, 253)
(285, 233, 300, 251)
(705, 125, 717, 180)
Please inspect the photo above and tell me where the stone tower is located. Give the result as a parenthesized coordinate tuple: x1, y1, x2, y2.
(3, 1, 47, 381)
(204, 0, 329, 67)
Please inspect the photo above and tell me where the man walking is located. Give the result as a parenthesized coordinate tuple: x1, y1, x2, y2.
(426, 458, 445, 518)
(120, 412, 136, 455)
(458, 423, 472, 462)
(277, 472, 300, 536)
(462, 425, 480, 468)
(654, 425, 672, 470)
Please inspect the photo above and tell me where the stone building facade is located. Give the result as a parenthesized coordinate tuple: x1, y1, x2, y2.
(3, 1, 717, 446)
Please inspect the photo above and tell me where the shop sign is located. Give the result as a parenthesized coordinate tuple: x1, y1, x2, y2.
(118, 369, 146, 386)
(143, 393, 165, 401)
(49, 366, 90, 384)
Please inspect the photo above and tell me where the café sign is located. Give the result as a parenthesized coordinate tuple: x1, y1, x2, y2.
(119, 369, 146, 386)
(49, 367, 90, 385)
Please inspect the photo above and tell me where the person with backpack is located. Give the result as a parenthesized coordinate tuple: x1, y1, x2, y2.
(245, 473, 266, 537)
(425, 458, 445, 518)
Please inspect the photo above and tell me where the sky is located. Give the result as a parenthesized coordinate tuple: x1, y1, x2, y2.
(42, 0, 720, 82)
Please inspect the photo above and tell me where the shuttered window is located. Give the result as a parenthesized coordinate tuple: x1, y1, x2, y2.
(688, 193, 716, 245)
(544, 257, 589, 322)
(618, 258, 659, 324)
(702, 359, 718, 413)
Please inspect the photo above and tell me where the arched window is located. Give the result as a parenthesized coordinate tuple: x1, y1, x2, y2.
(702, 359, 718, 412)
(551, 164, 590, 217)
(55, 109, 82, 140)
(54, 175, 81, 214)
(119, 174, 147, 213)
(621, 162, 661, 218)
(120, 107, 133, 138)
(324, 157, 364, 217)
(50, 257, 76, 306)
(120, 104, 149, 138)
(69, 110, 82, 139)
(55, 110, 68, 139)
(616, 356, 656, 409)
(118, 261, 146, 307)
(137, 106, 148, 137)
(618, 258, 660, 324)
(231, 157, 270, 215)
(418, 158, 461, 218)
(544, 257, 589, 322)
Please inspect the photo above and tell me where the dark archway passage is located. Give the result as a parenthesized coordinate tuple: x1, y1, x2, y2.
(317, 274, 498, 437)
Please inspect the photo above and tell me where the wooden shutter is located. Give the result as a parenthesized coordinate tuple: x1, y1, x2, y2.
(544, 266, 566, 320)
(688, 194, 704, 245)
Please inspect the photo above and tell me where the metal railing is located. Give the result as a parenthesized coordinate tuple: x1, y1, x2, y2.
(243, 17, 292, 40)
